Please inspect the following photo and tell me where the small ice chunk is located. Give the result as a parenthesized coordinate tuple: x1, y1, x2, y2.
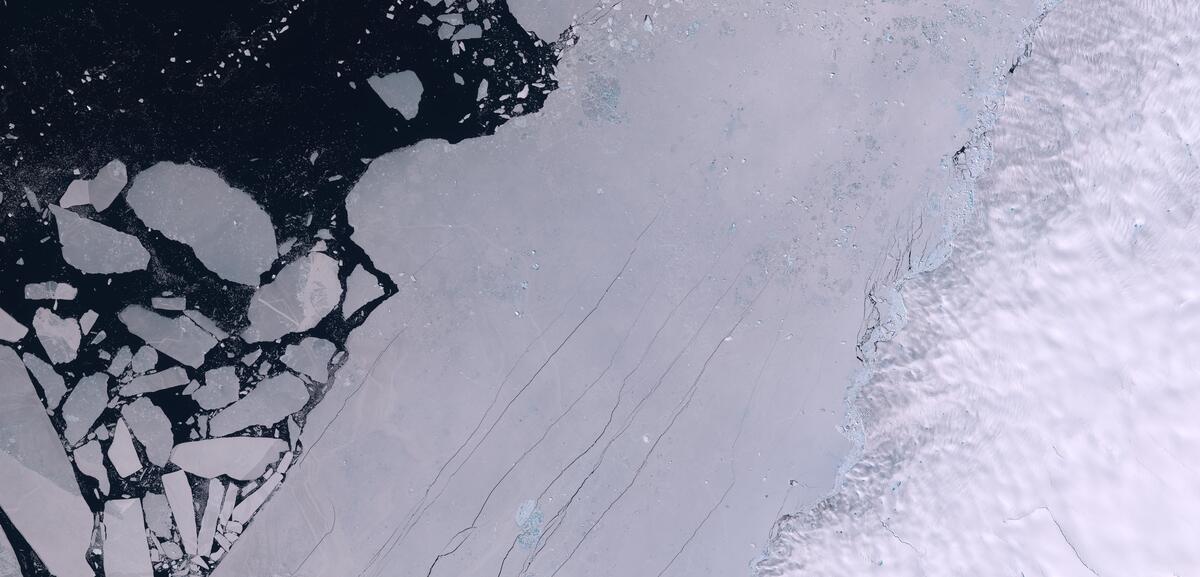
(208, 373, 310, 437)
(342, 265, 385, 318)
(103, 499, 154, 577)
(60, 373, 110, 445)
(241, 252, 342, 343)
(190, 366, 241, 411)
(126, 162, 277, 286)
(74, 440, 110, 495)
(24, 281, 78, 301)
(32, 307, 81, 364)
(141, 492, 173, 539)
(451, 23, 482, 40)
(59, 179, 90, 208)
(151, 296, 186, 311)
(119, 306, 217, 368)
(477, 78, 489, 101)
(367, 70, 424, 120)
(108, 418, 142, 477)
(437, 13, 464, 25)
(79, 310, 99, 334)
(418, 14, 433, 25)
(162, 470, 199, 556)
(89, 159, 128, 212)
(197, 478, 225, 558)
(280, 337, 336, 382)
(120, 366, 190, 396)
(107, 346, 133, 376)
(0, 307, 27, 342)
(183, 310, 228, 340)
(438, 23, 455, 39)
(171, 437, 287, 481)
(22, 352, 67, 409)
(130, 344, 159, 375)
(121, 397, 174, 466)
(51, 205, 150, 274)
(230, 469, 283, 524)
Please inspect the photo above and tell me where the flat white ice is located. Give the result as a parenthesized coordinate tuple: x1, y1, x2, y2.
(51, 205, 150, 274)
(368, 71, 424, 121)
(207, 372, 310, 437)
(103, 499, 155, 577)
(241, 251, 341, 343)
(171, 437, 288, 481)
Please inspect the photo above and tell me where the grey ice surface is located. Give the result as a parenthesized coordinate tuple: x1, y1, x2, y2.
(107, 346, 133, 376)
(171, 437, 288, 481)
(103, 499, 155, 577)
(129, 345, 159, 375)
(241, 251, 342, 343)
(151, 296, 186, 311)
(90, 159, 129, 212)
(73, 439, 110, 495)
(120, 366, 189, 396)
(162, 470, 199, 556)
(191, 366, 241, 410)
(24, 281, 78, 300)
(32, 307, 81, 364)
(119, 306, 217, 368)
(22, 352, 67, 409)
(368, 71, 424, 121)
(51, 205, 150, 274)
(60, 372, 110, 445)
(108, 418, 142, 477)
(141, 492, 173, 539)
(0, 530, 17, 577)
(58, 179, 90, 209)
(0, 347, 93, 577)
(198, 478, 225, 558)
(279, 336, 336, 382)
(184, 310, 229, 340)
(207, 372, 310, 437)
(341, 264, 384, 318)
(0, 307, 26, 342)
(126, 162, 277, 286)
(121, 397, 174, 466)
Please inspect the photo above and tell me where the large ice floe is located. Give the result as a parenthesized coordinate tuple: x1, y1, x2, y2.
(757, 1, 1200, 575)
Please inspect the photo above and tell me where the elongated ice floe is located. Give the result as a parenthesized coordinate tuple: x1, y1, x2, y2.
(241, 251, 341, 343)
(171, 437, 288, 481)
(103, 499, 154, 577)
(208, 373, 310, 437)
(119, 305, 217, 368)
(51, 205, 150, 274)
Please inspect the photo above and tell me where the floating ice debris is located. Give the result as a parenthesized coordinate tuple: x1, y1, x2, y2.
(171, 437, 288, 480)
(126, 162, 278, 286)
(107, 345, 133, 376)
(121, 397, 173, 466)
(451, 23, 483, 40)
(103, 499, 155, 577)
(108, 418, 142, 477)
(162, 470, 199, 556)
(477, 78, 489, 101)
(184, 309, 229, 340)
(0, 307, 27, 342)
(89, 159, 129, 212)
(190, 366, 240, 410)
(120, 366, 189, 396)
(368, 70, 424, 121)
(241, 251, 342, 343)
(141, 492, 173, 539)
(73, 439, 110, 495)
(230, 468, 283, 524)
(0, 348, 94, 577)
(119, 306, 217, 368)
(59, 179, 90, 208)
(60, 373, 109, 445)
(342, 265, 384, 319)
(79, 309, 98, 334)
(32, 307, 81, 364)
(208, 372, 310, 437)
(51, 205, 150, 274)
(197, 478, 225, 558)
(437, 13, 464, 25)
(22, 352, 67, 408)
(438, 23, 455, 39)
(24, 281, 78, 301)
(151, 296, 186, 311)
(280, 337, 336, 382)
(130, 344, 158, 374)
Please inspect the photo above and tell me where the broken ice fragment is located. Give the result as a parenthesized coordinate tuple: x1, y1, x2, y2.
(32, 307, 81, 364)
(477, 78, 489, 101)
(108, 418, 142, 477)
(126, 162, 277, 286)
(451, 23, 483, 40)
(118, 306, 217, 368)
(59, 179, 90, 208)
(79, 310, 98, 334)
(51, 205, 150, 274)
(141, 492, 173, 539)
(103, 499, 154, 577)
(60, 373, 110, 445)
(171, 437, 288, 481)
(230, 468, 283, 524)
(130, 344, 159, 375)
(24, 281, 78, 300)
(72, 439, 110, 495)
(342, 264, 385, 318)
(368, 70, 424, 121)
(89, 159, 128, 212)
(0, 307, 27, 342)
(183, 309, 228, 340)
(190, 366, 241, 410)
(197, 478, 224, 558)
(0, 347, 94, 577)
(208, 372, 310, 437)
(22, 352, 67, 409)
(121, 397, 173, 467)
(107, 346, 133, 376)
(280, 337, 336, 382)
(120, 366, 189, 396)
(241, 251, 342, 343)
(162, 470, 199, 556)
(151, 296, 186, 311)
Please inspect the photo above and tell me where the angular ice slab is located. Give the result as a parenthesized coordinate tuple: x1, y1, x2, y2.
(162, 470, 198, 556)
(121, 397, 173, 467)
(51, 205, 150, 274)
(60, 372, 110, 445)
(108, 418, 142, 478)
(208, 373, 309, 437)
(120, 366, 189, 396)
(368, 70, 424, 120)
(171, 437, 288, 481)
(341, 264, 384, 318)
(22, 352, 67, 409)
(241, 252, 341, 343)
(191, 366, 240, 411)
(118, 306, 217, 368)
(31, 307, 80, 364)
(280, 337, 336, 382)
(0, 347, 93, 577)
(103, 499, 154, 577)
(126, 162, 277, 286)
(0, 307, 26, 342)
